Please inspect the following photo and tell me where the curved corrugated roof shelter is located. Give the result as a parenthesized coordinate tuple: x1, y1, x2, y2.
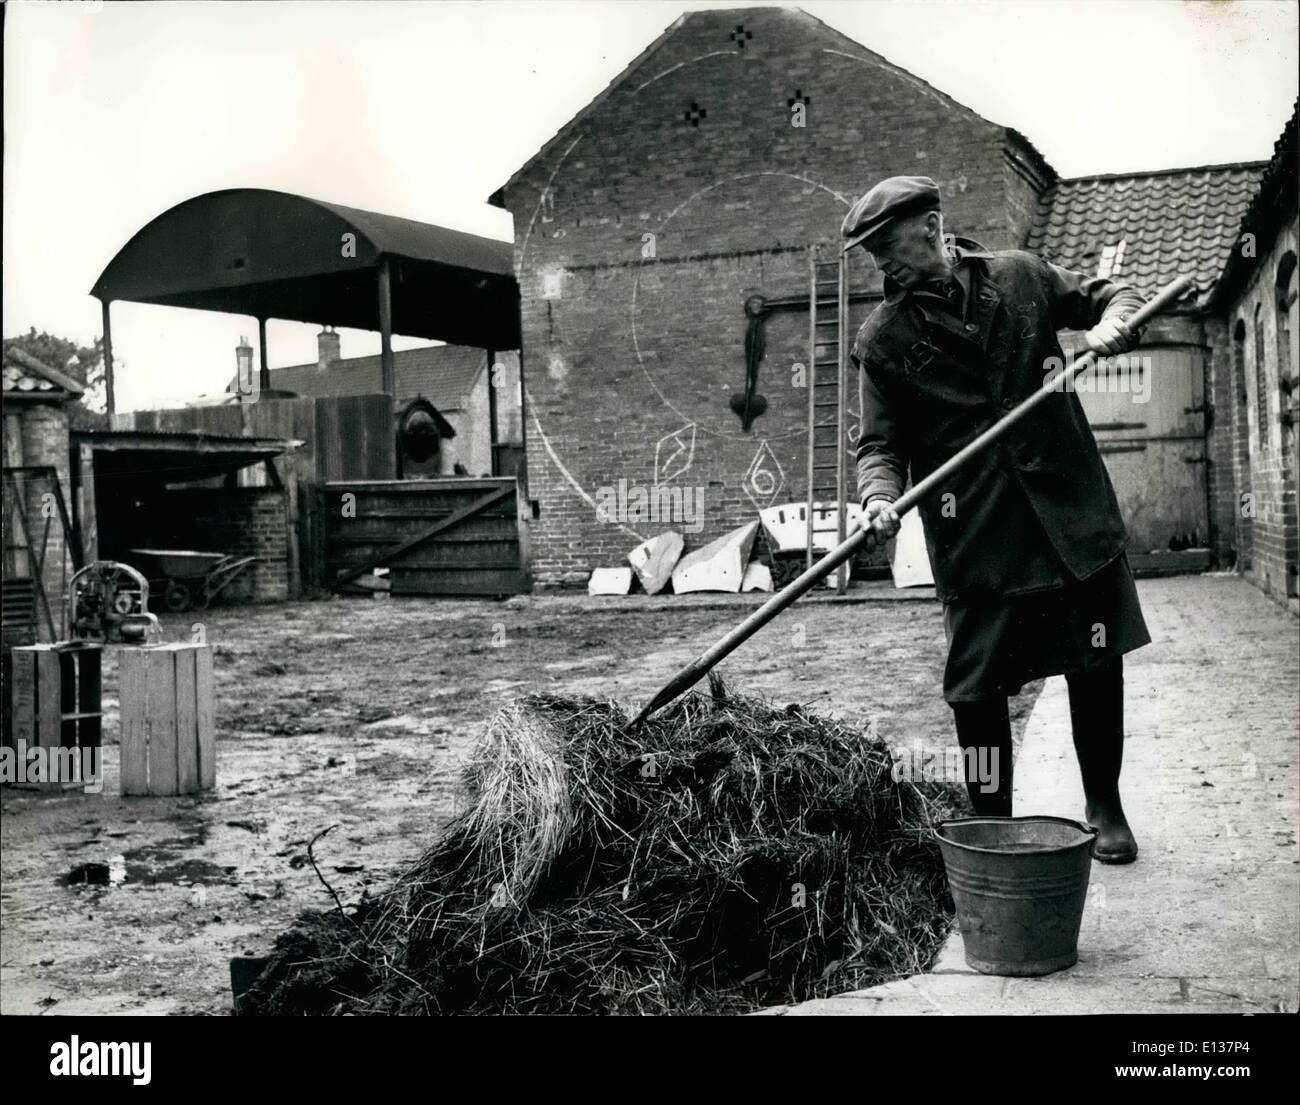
(91, 188, 519, 412)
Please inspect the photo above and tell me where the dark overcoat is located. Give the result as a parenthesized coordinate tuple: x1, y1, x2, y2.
(852, 241, 1147, 604)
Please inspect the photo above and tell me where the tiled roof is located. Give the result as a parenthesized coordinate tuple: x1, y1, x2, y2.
(1210, 101, 1297, 308)
(1026, 163, 1267, 309)
(3, 362, 60, 394)
(229, 345, 519, 410)
(2, 347, 84, 398)
(1246, 100, 1298, 235)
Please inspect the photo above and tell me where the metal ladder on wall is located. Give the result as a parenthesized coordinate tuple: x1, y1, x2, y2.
(805, 245, 849, 593)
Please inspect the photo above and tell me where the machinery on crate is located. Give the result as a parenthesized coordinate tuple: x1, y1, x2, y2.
(6, 559, 156, 792)
(68, 561, 162, 644)
(14, 561, 214, 797)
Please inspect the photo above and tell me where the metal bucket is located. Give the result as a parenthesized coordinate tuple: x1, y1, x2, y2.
(936, 815, 1098, 977)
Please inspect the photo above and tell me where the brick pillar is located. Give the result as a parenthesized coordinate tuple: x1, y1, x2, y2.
(18, 403, 73, 640)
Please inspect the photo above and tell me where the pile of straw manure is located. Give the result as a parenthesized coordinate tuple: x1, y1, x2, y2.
(240, 676, 961, 1015)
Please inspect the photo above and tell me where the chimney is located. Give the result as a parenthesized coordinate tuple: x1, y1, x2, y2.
(234, 335, 254, 397)
(317, 326, 340, 371)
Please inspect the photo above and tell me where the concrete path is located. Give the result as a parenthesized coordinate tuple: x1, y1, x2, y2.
(773, 576, 1299, 1015)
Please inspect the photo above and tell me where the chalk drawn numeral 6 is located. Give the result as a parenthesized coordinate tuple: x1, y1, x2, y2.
(743, 441, 784, 510)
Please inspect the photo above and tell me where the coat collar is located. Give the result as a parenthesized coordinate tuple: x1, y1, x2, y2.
(882, 235, 995, 306)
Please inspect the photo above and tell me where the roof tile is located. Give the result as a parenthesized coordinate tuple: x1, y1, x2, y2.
(1028, 163, 1268, 307)
(3, 351, 73, 396)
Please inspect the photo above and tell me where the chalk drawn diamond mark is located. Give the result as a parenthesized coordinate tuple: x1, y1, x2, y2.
(655, 423, 697, 484)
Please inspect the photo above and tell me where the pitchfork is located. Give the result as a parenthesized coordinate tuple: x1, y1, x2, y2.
(630, 274, 1194, 726)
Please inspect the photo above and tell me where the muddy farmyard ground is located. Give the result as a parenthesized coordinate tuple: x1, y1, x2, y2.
(0, 589, 1041, 1015)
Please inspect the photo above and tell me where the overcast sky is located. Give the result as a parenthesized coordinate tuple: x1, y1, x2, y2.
(5, 0, 1296, 411)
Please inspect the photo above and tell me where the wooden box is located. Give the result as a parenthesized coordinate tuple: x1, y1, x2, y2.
(6, 643, 103, 792)
(119, 643, 215, 796)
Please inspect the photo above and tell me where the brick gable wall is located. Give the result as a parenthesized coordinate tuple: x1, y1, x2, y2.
(500, 8, 1039, 584)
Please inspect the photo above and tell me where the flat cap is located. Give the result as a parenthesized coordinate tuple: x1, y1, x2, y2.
(841, 176, 942, 252)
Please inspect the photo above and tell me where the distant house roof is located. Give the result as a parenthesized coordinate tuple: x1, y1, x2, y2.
(1209, 101, 1298, 310)
(2, 347, 85, 402)
(237, 346, 519, 411)
(1026, 162, 1267, 310)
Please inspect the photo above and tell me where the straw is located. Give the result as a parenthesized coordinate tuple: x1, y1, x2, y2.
(239, 674, 961, 1015)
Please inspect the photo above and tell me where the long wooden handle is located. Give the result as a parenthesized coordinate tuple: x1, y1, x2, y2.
(630, 274, 1194, 726)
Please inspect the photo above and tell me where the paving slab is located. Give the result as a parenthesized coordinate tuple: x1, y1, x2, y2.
(772, 576, 1299, 1016)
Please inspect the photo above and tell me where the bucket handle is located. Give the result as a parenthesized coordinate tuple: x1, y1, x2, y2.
(935, 815, 1099, 855)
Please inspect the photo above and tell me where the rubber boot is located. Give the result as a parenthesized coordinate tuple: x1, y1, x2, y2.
(1066, 657, 1138, 863)
(951, 697, 1013, 817)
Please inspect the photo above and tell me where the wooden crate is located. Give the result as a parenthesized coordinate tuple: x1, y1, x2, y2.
(119, 643, 215, 796)
(6, 643, 103, 792)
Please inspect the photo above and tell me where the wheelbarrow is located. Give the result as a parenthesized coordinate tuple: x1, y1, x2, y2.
(125, 548, 258, 613)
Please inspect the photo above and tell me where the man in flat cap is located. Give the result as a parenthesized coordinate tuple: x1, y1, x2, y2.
(845, 175, 1149, 863)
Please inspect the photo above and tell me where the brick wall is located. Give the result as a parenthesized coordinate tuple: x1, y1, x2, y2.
(1002, 133, 1055, 250)
(154, 488, 289, 604)
(500, 8, 1047, 585)
(1215, 218, 1300, 610)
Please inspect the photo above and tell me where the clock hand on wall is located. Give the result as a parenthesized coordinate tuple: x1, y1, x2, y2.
(731, 294, 771, 432)
(732, 281, 880, 432)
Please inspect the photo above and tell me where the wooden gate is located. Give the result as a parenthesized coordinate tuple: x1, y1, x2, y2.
(318, 477, 528, 596)
(1079, 345, 1210, 565)
(3, 466, 82, 737)
(2, 466, 81, 641)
